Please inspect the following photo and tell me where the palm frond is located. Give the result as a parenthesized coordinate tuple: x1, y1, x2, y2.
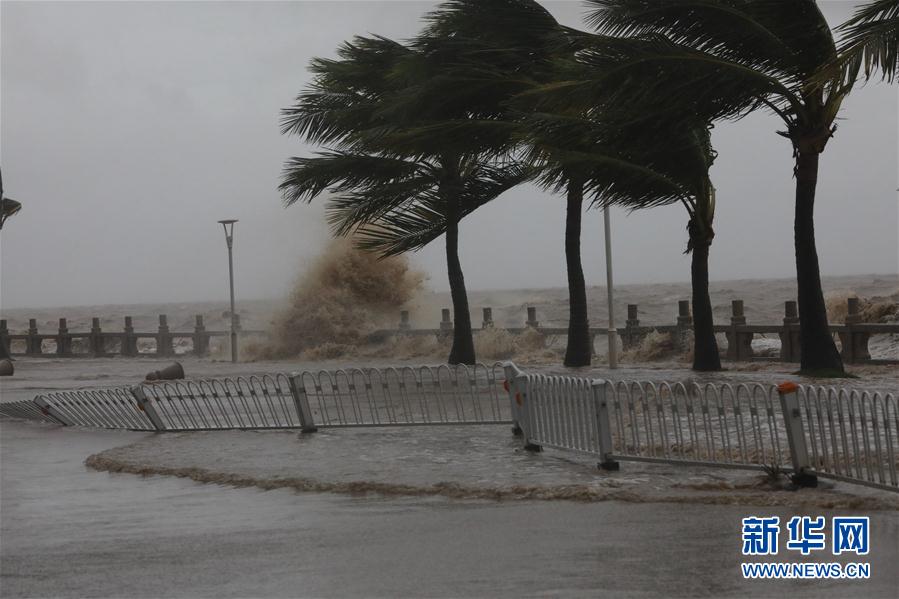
(835, 0, 899, 83)
(279, 151, 424, 206)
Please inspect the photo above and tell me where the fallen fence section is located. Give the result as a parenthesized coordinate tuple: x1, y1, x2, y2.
(0, 363, 510, 433)
(504, 364, 898, 493)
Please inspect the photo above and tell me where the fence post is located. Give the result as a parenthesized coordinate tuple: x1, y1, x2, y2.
(90, 317, 104, 356)
(122, 316, 137, 356)
(726, 300, 753, 360)
(779, 301, 800, 362)
(288, 374, 318, 433)
(502, 362, 524, 436)
(130, 386, 166, 431)
(776, 382, 817, 488)
(482, 307, 493, 329)
(675, 301, 692, 352)
(32, 396, 75, 426)
(193, 315, 209, 356)
(57, 318, 72, 355)
(526, 306, 539, 329)
(26, 319, 42, 356)
(0, 320, 8, 357)
(623, 304, 641, 350)
(515, 371, 541, 452)
(398, 310, 411, 331)
(157, 314, 173, 358)
(839, 298, 871, 363)
(592, 380, 620, 471)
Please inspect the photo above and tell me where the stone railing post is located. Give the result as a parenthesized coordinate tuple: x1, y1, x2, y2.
(398, 310, 411, 331)
(57, 318, 72, 355)
(193, 315, 209, 356)
(89, 317, 104, 356)
(623, 304, 642, 350)
(26, 319, 42, 356)
(122, 316, 138, 356)
(526, 306, 539, 329)
(674, 300, 692, 352)
(157, 314, 173, 358)
(725, 300, 753, 360)
(0, 319, 9, 356)
(839, 297, 870, 363)
(439, 309, 453, 331)
(779, 301, 801, 363)
(482, 307, 493, 329)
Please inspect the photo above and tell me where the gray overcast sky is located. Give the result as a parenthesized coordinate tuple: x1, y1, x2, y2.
(1, 1, 896, 309)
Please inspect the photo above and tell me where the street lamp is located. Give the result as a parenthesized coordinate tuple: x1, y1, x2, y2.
(603, 206, 617, 369)
(218, 219, 238, 363)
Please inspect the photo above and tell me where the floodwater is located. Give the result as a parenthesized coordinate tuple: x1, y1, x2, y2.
(2, 357, 899, 597)
(3, 422, 898, 598)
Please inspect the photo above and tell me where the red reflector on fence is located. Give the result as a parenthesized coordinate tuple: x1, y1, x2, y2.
(515, 392, 522, 406)
(503, 380, 510, 392)
(777, 381, 799, 394)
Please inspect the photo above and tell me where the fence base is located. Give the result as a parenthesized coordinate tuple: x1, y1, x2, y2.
(524, 442, 542, 453)
(598, 460, 620, 472)
(511, 424, 522, 437)
(790, 470, 818, 488)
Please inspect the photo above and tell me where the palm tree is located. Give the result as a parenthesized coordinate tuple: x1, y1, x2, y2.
(401, 0, 725, 369)
(584, 0, 855, 374)
(522, 109, 723, 371)
(420, 0, 607, 367)
(833, 0, 898, 84)
(280, 35, 529, 364)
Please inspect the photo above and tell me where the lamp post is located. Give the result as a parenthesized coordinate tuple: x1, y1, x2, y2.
(603, 206, 617, 369)
(218, 219, 238, 363)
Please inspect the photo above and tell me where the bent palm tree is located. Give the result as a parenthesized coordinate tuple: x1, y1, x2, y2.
(281, 35, 528, 364)
(585, 0, 853, 374)
(523, 110, 723, 370)
(421, 0, 606, 367)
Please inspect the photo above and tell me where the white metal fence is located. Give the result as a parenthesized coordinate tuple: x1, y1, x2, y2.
(2, 361, 895, 493)
(503, 364, 898, 492)
(0, 363, 509, 433)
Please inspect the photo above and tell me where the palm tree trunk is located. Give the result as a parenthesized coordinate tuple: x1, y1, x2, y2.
(794, 150, 843, 373)
(690, 238, 721, 371)
(564, 179, 591, 367)
(445, 192, 476, 365)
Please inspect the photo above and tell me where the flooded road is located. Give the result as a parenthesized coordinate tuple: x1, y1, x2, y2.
(2, 420, 898, 598)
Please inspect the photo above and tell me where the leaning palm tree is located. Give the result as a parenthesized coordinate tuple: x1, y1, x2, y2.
(281, 35, 528, 364)
(833, 0, 898, 84)
(523, 110, 723, 371)
(410, 0, 727, 368)
(583, 0, 856, 374)
(420, 0, 606, 367)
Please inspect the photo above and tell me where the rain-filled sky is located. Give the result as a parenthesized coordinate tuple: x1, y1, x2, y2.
(1, 1, 896, 309)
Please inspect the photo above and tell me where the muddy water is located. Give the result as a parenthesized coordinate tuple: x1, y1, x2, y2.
(2, 357, 899, 597)
(3, 421, 898, 598)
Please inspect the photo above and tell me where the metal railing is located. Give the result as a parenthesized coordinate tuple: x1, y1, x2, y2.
(0, 398, 61, 424)
(299, 364, 507, 427)
(503, 364, 898, 492)
(796, 386, 898, 490)
(4, 361, 895, 493)
(1, 363, 510, 432)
